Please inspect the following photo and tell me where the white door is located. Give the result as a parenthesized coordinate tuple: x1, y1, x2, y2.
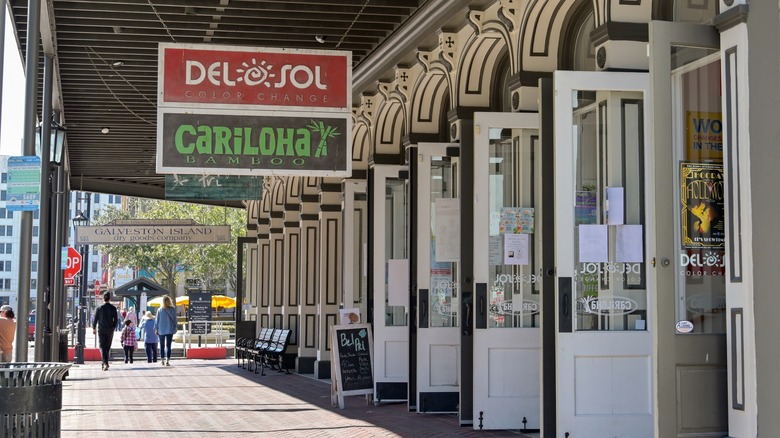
(371, 164, 409, 402)
(415, 143, 460, 413)
(553, 71, 654, 436)
(473, 112, 542, 430)
(343, 180, 368, 318)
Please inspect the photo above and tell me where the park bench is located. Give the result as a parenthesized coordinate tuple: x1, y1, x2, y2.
(235, 336, 255, 368)
(259, 329, 292, 375)
(248, 328, 277, 373)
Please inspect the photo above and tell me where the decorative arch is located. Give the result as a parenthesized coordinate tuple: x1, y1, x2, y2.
(351, 119, 372, 170)
(409, 68, 450, 136)
(372, 86, 406, 158)
(284, 177, 302, 211)
(257, 181, 272, 236)
(457, 32, 508, 108)
(269, 177, 286, 219)
(244, 200, 260, 231)
(519, 0, 581, 73)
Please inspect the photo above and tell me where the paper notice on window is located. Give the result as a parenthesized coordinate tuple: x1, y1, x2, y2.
(434, 198, 460, 262)
(489, 235, 503, 266)
(578, 224, 609, 262)
(504, 233, 530, 265)
(387, 259, 409, 307)
(615, 224, 644, 262)
(606, 187, 625, 225)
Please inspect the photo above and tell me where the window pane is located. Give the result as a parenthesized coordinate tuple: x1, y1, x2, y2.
(487, 128, 541, 329)
(673, 55, 725, 334)
(573, 91, 648, 331)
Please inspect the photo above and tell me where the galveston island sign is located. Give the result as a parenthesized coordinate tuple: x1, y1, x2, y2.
(157, 43, 352, 177)
(75, 219, 231, 245)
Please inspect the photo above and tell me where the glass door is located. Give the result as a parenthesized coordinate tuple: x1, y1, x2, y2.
(649, 21, 728, 438)
(343, 180, 367, 321)
(415, 143, 460, 413)
(553, 71, 653, 436)
(473, 112, 541, 430)
(371, 165, 409, 402)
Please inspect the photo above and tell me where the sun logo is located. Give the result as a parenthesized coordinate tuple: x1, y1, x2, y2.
(236, 58, 275, 87)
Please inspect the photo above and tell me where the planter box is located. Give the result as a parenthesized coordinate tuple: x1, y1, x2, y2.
(67, 347, 101, 361)
(187, 347, 227, 359)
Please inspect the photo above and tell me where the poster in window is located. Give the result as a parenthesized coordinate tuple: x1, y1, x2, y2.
(499, 207, 535, 234)
(575, 191, 597, 225)
(686, 111, 723, 161)
(680, 162, 724, 249)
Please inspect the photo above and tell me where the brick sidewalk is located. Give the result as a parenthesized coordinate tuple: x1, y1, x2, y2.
(60, 359, 532, 437)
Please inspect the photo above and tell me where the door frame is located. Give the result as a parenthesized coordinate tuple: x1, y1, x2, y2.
(649, 21, 729, 438)
(414, 142, 461, 413)
(472, 111, 542, 430)
(553, 70, 654, 437)
(370, 164, 410, 403)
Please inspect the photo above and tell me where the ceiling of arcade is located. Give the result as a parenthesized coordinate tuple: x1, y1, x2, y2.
(9, 0, 714, 214)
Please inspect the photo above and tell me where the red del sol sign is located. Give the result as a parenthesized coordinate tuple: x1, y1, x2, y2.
(159, 43, 350, 111)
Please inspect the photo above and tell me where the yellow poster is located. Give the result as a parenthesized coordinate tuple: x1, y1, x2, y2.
(686, 111, 723, 161)
(680, 162, 725, 249)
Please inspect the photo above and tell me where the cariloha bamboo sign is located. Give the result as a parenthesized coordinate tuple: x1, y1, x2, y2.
(158, 110, 349, 176)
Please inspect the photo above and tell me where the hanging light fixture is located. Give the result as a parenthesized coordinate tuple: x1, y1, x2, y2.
(35, 117, 67, 164)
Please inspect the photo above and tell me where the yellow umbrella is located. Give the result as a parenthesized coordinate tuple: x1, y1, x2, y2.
(150, 294, 235, 308)
(147, 296, 188, 307)
(147, 296, 165, 307)
(211, 295, 236, 309)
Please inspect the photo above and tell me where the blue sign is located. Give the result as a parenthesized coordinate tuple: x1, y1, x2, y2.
(6, 156, 41, 211)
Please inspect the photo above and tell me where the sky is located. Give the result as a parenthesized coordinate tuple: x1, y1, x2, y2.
(1, 12, 25, 157)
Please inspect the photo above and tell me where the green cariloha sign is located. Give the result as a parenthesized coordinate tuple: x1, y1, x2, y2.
(159, 112, 349, 175)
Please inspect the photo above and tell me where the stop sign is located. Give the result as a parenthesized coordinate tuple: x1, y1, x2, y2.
(64, 247, 82, 285)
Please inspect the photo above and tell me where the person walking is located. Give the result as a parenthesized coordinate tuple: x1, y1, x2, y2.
(120, 319, 138, 364)
(138, 310, 149, 341)
(155, 296, 177, 366)
(127, 306, 138, 327)
(0, 309, 16, 362)
(141, 311, 159, 363)
(92, 292, 118, 371)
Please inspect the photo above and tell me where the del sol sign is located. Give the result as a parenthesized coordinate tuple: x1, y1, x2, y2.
(157, 43, 352, 177)
(159, 43, 350, 111)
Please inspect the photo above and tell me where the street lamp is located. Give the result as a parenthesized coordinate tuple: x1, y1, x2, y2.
(72, 203, 90, 364)
(36, 118, 66, 164)
(35, 118, 67, 361)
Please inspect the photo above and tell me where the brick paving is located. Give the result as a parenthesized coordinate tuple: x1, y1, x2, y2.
(59, 358, 534, 438)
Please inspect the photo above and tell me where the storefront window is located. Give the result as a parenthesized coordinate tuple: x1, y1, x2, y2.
(572, 91, 648, 331)
(385, 178, 408, 326)
(429, 157, 459, 328)
(672, 50, 725, 334)
(486, 128, 540, 328)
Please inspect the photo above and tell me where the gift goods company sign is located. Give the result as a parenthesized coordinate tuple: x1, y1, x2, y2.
(157, 43, 352, 177)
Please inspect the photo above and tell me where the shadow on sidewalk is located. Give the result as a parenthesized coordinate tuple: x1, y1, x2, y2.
(218, 361, 533, 438)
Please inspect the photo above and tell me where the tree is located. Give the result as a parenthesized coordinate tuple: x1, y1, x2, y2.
(93, 198, 246, 298)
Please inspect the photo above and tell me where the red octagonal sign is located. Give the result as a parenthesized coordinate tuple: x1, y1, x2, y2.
(64, 247, 82, 286)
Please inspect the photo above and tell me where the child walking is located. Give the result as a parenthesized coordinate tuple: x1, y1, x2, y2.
(120, 319, 138, 364)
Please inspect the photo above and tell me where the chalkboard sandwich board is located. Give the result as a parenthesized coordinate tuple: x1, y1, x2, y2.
(330, 323, 374, 409)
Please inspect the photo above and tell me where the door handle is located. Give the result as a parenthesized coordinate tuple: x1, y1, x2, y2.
(475, 283, 487, 329)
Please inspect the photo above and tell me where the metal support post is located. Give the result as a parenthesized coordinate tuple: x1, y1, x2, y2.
(15, 0, 42, 364)
(73, 192, 91, 364)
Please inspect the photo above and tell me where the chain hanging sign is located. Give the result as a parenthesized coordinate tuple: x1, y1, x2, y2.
(157, 43, 352, 177)
(74, 220, 230, 245)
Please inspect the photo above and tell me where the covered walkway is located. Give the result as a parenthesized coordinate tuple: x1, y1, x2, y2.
(59, 358, 532, 438)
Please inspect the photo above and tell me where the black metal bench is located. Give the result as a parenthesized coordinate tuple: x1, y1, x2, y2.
(258, 329, 292, 376)
(249, 328, 276, 374)
(235, 336, 256, 368)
